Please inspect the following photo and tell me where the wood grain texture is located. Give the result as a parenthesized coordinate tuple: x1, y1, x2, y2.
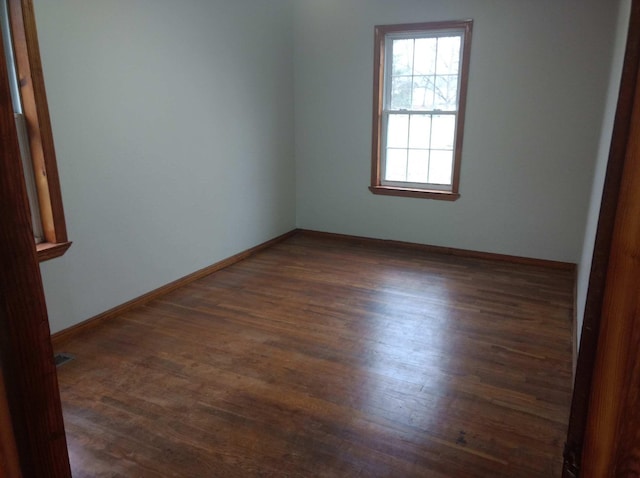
(563, 2, 640, 475)
(615, 289, 640, 475)
(0, 369, 22, 478)
(8, 0, 68, 252)
(36, 240, 72, 262)
(51, 230, 298, 348)
(368, 185, 461, 201)
(56, 233, 573, 477)
(581, 50, 640, 477)
(0, 25, 71, 477)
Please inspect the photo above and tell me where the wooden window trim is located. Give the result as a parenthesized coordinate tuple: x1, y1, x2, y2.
(370, 20, 473, 201)
(8, 0, 70, 262)
(368, 185, 460, 200)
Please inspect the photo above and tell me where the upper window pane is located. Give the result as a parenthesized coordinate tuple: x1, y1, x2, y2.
(434, 75, 458, 111)
(411, 76, 434, 110)
(386, 34, 462, 113)
(435, 36, 461, 75)
(390, 76, 412, 109)
(392, 39, 413, 76)
(414, 38, 437, 75)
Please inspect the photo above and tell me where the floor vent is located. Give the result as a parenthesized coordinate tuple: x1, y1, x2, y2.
(54, 353, 75, 367)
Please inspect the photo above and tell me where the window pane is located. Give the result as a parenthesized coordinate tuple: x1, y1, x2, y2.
(385, 149, 408, 181)
(434, 75, 458, 111)
(408, 114, 431, 149)
(436, 36, 461, 75)
(407, 149, 429, 183)
(414, 37, 437, 75)
(390, 76, 412, 109)
(430, 115, 455, 150)
(392, 39, 413, 76)
(411, 75, 435, 110)
(387, 114, 409, 148)
(428, 150, 453, 185)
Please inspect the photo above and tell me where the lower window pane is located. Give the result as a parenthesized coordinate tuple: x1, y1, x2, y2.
(428, 150, 453, 185)
(385, 148, 408, 181)
(387, 114, 409, 148)
(407, 149, 429, 183)
(430, 115, 456, 150)
(408, 115, 431, 149)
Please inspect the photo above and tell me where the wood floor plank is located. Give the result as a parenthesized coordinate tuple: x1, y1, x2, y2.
(55, 233, 573, 477)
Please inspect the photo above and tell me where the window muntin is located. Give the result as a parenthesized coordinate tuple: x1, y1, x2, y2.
(370, 21, 472, 200)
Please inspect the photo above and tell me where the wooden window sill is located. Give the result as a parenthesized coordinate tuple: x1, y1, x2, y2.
(369, 185, 460, 201)
(36, 241, 72, 262)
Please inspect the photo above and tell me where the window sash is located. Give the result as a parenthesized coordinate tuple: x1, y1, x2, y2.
(382, 30, 465, 113)
(380, 110, 457, 188)
(380, 30, 465, 190)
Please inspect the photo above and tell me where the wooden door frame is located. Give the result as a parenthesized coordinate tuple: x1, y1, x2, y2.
(0, 19, 71, 478)
(563, 0, 640, 475)
(0, 368, 22, 478)
(2, 0, 640, 475)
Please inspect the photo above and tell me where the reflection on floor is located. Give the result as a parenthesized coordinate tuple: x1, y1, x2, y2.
(55, 232, 573, 477)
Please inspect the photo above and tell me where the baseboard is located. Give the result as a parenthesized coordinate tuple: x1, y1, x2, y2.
(51, 229, 298, 348)
(298, 229, 577, 271)
(53, 227, 576, 348)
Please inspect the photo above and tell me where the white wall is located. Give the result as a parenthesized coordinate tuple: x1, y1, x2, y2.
(35, 0, 296, 333)
(575, 0, 631, 345)
(34, 0, 626, 334)
(294, 0, 619, 263)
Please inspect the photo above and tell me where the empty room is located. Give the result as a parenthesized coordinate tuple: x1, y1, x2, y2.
(2, 0, 639, 477)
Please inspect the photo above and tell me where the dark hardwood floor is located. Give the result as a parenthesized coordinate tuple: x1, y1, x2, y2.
(54, 233, 574, 477)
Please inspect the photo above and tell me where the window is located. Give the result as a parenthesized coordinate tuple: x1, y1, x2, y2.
(1, 0, 70, 260)
(370, 20, 473, 200)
